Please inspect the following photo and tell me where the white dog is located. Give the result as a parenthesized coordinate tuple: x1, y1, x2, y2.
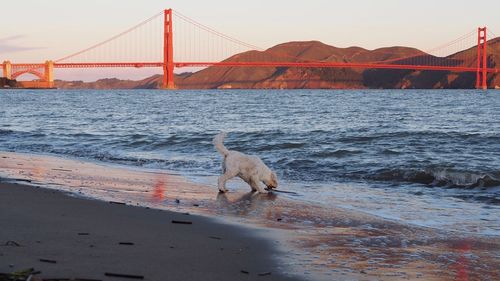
(213, 132, 278, 194)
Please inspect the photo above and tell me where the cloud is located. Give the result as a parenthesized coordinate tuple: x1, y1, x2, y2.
(0, 35, 45, 53)
(0, 35, 24, 41)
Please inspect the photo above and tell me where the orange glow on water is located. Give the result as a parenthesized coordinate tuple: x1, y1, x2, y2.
(455, 240, 471, 281)
(152, 177, 166, 202)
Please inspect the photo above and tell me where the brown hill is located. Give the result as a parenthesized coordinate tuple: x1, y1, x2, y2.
(176, 41, 428, 89)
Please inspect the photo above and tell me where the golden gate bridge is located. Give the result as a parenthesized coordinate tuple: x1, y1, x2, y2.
(1, 9, 498, 89)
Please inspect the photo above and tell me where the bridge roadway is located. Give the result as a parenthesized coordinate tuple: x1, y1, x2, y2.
(3, 61, 498, 73)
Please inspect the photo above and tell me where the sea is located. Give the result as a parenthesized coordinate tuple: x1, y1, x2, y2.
(1, 89, 499, 236)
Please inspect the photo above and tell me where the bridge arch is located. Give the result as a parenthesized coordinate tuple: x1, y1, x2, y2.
(12, 69, 45, 80)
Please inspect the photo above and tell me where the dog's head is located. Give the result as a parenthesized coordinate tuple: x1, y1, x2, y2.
(264, 171, 278, 189)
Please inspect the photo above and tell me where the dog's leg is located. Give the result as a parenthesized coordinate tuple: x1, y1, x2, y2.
(218, 156, 232, 193)
(218, 170, 237, 193)
(217, 174, 230, 193)
(244, 179, 257, 192)
(250, 177, 268, 194)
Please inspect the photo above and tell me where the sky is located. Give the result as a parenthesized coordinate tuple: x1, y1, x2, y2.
(1, 0, 499, 81)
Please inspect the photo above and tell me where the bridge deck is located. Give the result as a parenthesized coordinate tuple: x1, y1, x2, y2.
(6, 61, 495, 73)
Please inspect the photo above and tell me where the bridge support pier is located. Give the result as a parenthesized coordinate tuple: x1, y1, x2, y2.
(476, 27, 488, 90)
(162, 9, 175, 89)
(2, 61, 12, 79)
(44, 60, 54, 88)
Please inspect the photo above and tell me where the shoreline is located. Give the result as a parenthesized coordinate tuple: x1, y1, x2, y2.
(1, 151, 499, 280)
(0, 181, 301, 281)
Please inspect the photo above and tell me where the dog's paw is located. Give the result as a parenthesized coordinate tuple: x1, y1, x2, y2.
(218, 188, 228, 193)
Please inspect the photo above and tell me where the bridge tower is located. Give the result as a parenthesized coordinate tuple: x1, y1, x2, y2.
(476, 27, 488, 90)
(162, 9, 175, 89)
(44, 60, 54, 88)
(2, 61, 12, 79)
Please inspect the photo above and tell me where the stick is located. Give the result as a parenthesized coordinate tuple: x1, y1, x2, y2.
(109, 201, 126, 205)
(4, 241, 21, 247)
(105, 272, 144, 279)
(171, 220, 193, 225)
(39, 259, 57, 264)
(267, 189, 298, 195)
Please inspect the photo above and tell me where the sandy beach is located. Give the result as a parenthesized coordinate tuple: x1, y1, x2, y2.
(1, 151, 499, 281)
(0, 182, 301, 281)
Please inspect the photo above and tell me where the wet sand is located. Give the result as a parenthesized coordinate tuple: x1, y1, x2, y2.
(0, 182, 301, 281)
(1, 151, 499, 281)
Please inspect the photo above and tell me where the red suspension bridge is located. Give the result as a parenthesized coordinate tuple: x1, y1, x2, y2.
(1, 9, 498, 89)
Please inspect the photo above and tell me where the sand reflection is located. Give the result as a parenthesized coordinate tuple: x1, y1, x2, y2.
(216, 191, 277, 216)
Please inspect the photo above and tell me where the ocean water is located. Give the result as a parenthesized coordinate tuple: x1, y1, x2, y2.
(1, 89, 499, 235)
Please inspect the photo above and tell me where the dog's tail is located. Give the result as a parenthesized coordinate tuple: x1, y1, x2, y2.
(213, 132, 230, 157)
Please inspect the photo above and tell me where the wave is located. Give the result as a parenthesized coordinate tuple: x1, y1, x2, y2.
(337, 131, 499, 144)
(254, 142, 305, 151)
(0, 129, 14, 135)
(365, 168, 500, 188)
(311, 149, 364, 158)
(0, 129, 48, 138)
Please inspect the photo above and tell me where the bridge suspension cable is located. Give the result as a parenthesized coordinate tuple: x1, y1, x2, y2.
(55, 11, 164, 63)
